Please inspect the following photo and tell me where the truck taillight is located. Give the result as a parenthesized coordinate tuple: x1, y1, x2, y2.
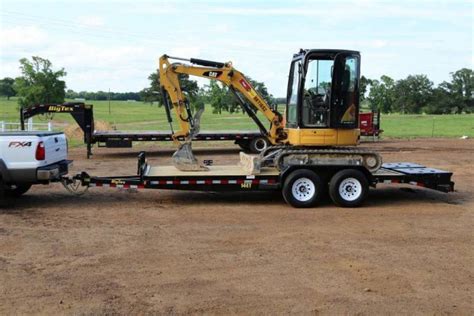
(35, 141, 45, 160)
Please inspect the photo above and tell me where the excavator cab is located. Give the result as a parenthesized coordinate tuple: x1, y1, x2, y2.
(285, 49, 361, 146)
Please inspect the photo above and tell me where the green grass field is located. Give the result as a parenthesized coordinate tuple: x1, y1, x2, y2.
(1, 98, 473, 139)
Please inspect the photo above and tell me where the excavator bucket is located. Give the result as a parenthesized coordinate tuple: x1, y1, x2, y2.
(172, 107, 209, 171)
(172, 142, 209, 171)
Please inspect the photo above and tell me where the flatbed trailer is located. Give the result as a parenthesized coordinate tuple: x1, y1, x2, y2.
(20, 103, 385, 158)
(20, 103, 269, 158)
(66, 152, 454, 208)
(92, 129, 263, 151)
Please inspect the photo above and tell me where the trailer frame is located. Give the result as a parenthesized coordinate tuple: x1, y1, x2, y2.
(65, 151, 454, 208)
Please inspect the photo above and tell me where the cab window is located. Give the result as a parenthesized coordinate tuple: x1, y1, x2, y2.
(302, 58, 334, 127)
(286, 60, 301, 127)
(336, 56, 358, 127)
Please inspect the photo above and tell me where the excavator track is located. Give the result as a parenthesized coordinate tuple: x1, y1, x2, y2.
(259, 146, 382, 173)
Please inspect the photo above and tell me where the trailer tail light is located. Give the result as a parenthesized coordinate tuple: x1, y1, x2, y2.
(35, 141, 45, 160)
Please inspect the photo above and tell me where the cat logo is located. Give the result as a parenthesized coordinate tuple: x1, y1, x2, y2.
(203, 71, 222, 78)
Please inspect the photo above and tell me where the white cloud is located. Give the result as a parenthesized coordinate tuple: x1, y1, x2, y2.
(78, 15, 105, 27)
(0, 25, 48, 48)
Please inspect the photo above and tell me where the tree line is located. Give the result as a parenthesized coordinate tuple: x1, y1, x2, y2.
(360, 69, 473, 114)
(1, 56, 472, 114)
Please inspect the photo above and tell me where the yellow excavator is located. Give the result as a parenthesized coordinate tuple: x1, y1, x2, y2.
(159, 49, 381, 173)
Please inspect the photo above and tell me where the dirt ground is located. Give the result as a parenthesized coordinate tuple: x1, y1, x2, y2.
(1, 138, 473, 314)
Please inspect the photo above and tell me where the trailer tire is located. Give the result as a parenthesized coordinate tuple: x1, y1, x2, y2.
(249, 137, 269, 153)
(4, 184, 32, 198)
(329, 169, 368, 207)
(237, 140, 250, 151)
(282, 169, 324, 208)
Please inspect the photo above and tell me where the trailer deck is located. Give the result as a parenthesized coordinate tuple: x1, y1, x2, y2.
(67, 151, 454, 208)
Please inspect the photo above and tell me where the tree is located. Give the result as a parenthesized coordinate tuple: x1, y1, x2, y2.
(247, 77, 276, 109)
(359, 75, 372, 102)
(14, 56, 66, 107)
(0, 77, 16, 99)
(424, 87, 453, 114)
(442, 68, 474, 113)
(393, 75, 433, 114)
(205, 77, 275, 114)
(205, 80, 239, 114)
(142, 71, 199, 107)
(367, 75, 395, 113)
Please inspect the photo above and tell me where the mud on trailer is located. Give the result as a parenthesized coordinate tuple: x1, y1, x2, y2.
(63, 151, 454, 208)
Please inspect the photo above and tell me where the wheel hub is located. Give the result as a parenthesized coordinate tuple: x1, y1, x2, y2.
(338, 177, 362, 202)
(292, 177, 316, 202)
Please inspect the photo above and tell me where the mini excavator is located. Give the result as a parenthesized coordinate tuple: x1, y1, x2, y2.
(159, 49, 381, 173)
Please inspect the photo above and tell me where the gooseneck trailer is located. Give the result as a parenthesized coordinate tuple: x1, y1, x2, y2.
(20, 103, 384, 159)
(65, 152, 454, 208)
(20, 103, 268, 158)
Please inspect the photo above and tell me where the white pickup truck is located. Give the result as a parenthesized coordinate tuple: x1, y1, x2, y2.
(0, 131, 71, 198)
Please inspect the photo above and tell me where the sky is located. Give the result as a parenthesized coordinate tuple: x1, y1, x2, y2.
(0, 0, 472, 97)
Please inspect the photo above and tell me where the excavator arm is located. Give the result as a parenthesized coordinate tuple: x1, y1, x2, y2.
(159, 55, 287, 145)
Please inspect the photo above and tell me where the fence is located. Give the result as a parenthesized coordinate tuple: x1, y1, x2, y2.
(0, 119, 53, 132)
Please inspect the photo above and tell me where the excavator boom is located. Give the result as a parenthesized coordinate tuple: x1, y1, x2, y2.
(159, 55, 287, 170)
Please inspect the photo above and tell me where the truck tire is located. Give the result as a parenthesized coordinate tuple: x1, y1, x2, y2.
(282, 169, 324, 208)
(4, 184, 32, 198)
(249, 137, 269, 153)
(0, 178, 5, 206)
(329, 169, 368, 207)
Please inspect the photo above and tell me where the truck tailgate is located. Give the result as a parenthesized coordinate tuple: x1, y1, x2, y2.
(43, 133, 67, 164)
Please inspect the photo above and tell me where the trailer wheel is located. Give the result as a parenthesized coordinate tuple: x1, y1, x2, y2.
(329, 169, 368, 207)
(282, 169, 324, 208)
(237, 140, 250, 151)
(249, 137, 269, 153)
(4, 184, 32, 198)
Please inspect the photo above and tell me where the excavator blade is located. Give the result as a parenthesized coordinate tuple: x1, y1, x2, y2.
(172, 142, 209, 171)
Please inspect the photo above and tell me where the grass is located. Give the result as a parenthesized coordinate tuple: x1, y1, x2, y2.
(1, 98, 473, 139)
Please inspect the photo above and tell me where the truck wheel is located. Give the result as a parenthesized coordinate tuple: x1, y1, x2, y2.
(249, 137, 269, 153)
(4, 184, 32, 198)
(282, 169, 324, 208)
(0, 178, 5, 205)
(329, 169, 368, 207)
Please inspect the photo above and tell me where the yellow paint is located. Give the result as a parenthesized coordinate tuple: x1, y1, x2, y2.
(286, 128, 359, 146)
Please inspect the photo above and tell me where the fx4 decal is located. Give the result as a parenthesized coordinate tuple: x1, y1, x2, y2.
(9, 141, 32, 148)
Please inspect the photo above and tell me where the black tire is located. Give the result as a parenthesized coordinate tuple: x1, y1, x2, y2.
(282, 169, 324, 208)
(237, 141, 250, 151)
(329, 169, 369, 207)
(4, 184, 32, 198)
(0, 178, 5, 206)
(249, 137, 269, 154)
